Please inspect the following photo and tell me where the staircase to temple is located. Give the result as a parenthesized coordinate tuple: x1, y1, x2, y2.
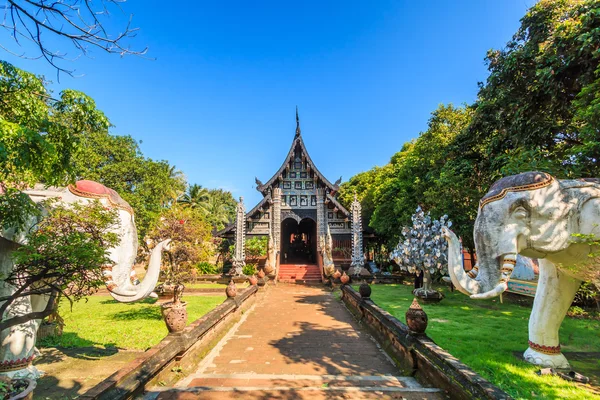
(278, 264, 322, 283)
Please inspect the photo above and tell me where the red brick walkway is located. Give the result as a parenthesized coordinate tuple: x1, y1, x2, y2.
(145, 285, 443, 399)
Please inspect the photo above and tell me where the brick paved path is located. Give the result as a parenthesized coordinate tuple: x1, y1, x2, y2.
(145, 285, 443, 399)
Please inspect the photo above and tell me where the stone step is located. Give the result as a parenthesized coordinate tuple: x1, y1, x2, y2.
(146, 374, 444, 400)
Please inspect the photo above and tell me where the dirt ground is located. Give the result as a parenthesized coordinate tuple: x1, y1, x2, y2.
(33, 347, 144, 399)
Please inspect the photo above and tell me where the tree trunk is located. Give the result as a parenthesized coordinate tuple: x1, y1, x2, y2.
(422, 270, 432, 292)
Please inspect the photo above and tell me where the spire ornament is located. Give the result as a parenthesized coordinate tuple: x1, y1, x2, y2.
(295, 106, 301, 137)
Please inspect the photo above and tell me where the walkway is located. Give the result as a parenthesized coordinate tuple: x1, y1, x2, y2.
(146, 285, 443, 399)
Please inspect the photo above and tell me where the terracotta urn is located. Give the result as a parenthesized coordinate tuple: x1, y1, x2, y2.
(160, 301, 188, 333)
(340, 272, 350, 285)
(248, 275, 258, 286)
(332, 270, 342, 280)
(359, 283, 371, 299)
(257, 269, 265, 279)
(264, 264, 274, 275)
(226, 280, 237, 298)
(405, 298, 428, 334)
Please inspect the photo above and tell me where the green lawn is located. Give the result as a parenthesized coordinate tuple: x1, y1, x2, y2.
(40, 295, 225, 350)
(365, 284, 600, 400)
(184, 282, 249, 289)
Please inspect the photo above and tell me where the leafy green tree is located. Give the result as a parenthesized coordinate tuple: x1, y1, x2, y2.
(71, 128, 186, 241)
(0, 61, 109, 230)
(178, 185, 237, 231)
(466, 0, 600, 178)
(1, 200, 119, 331)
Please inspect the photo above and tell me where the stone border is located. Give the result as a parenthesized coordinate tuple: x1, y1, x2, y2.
(340, 285, 511, 400)
(80, 285, 259, 400)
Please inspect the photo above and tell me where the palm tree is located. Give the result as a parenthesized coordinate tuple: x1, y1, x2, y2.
(178, 184, 209, 209)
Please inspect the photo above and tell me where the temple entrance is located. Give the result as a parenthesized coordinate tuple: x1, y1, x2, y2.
(280, 217, 317, 264)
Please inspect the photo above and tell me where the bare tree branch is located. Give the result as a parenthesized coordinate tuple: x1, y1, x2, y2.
(1, 0, 149, 77)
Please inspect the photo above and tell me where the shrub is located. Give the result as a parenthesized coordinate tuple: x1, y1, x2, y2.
(196, 262, 218, 275)
(573, 281, 600, 309)
(243, 263, 257, 276)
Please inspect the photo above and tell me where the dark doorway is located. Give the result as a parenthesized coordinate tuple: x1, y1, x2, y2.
(281, 218, 317, 264)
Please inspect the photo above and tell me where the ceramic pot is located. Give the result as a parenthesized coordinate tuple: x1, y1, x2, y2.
(340, 272, 350, 285)
(359, 283, 371, 299)
(226, 280, 237, 298)
(160, 301, 188, 333)
(405, 298, 428, 334)
(332, 270, 342, 280)
(264, 264, 274, 275)
(257, 269, 265, 279)
(248, 275, 258, 286)
(7, 378, 36, 400)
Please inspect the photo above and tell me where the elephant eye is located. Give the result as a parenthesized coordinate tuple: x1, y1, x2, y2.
(513, 207, 528, 219)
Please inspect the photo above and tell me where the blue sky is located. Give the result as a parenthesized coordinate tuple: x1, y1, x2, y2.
(2, 1, 533, 206)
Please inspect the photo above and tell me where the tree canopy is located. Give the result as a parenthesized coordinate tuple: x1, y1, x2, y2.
(342, 0, 600, 251)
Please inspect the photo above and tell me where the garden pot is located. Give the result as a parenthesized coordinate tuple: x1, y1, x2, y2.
(406, 298, 428, 334)
(160, 301, 188, 333)
(6, 378, 36, 400)
(226, 280, 237, 298)
(257, 277, 267, 287)
(340, 272, 350, 285)
(332, 270, 342, 280)
(248, 275, 258, 286)
(413, 289, 444, 304)
(257, 269, 265, 279)
(359, 283, 371, 299)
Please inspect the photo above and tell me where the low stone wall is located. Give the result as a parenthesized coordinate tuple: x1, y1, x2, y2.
(340, 285, 511, 400)
(80, 285, 259, 400)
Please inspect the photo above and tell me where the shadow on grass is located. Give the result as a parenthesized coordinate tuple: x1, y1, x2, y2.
(109, 306, 162, 321)
(37, 333, 122, 362)
(99, 297, 158, 305)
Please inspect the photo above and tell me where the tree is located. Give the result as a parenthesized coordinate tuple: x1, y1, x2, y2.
(1, 200, 119, 331)
(178, 186, 237, 232)
(0, 61, 110, 231)
(1, 0, 147, 75)
(390, 207, 451, 298)
(147, 205, 213, 302)
(71, 128, 186, 241)
(465, 0, 600, 178)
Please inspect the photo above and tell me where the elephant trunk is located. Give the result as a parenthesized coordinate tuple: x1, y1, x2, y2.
(470, 253, 516, 300)
(442, 227, 481, 295)
(108, 239, 171, 303)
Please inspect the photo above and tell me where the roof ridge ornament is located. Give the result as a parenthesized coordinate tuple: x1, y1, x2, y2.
(295, 106, 301, 138)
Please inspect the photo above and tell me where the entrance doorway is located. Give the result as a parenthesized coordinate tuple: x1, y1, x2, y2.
(281, 218, 317, 264)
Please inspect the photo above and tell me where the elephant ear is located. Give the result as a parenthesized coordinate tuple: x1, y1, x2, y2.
(479, 172, 554, 210)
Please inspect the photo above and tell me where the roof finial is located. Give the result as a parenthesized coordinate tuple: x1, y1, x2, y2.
(295, 106, 301, 137)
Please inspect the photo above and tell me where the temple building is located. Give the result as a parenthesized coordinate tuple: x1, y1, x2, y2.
(219, 110, 358, 279)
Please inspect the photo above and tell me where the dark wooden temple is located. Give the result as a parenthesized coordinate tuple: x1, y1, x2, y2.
(218, 110, 353, 274)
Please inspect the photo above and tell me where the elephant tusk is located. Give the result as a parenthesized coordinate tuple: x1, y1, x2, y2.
(470, 254, 516, 300)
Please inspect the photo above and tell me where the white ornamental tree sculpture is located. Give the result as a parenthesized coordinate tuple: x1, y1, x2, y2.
(390, 207, 452, 298)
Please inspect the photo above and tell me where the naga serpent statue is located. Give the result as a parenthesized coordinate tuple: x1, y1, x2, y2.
(0, 180, 169, 378)
(443, 171, 600, 368)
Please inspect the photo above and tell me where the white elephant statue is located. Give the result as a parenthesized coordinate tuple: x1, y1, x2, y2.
(0, 180, 169, 378)
(444, 171, 599, 369)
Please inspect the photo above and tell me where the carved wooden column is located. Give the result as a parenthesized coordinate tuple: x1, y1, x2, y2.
(316, 188, 326, 251)
(351, 193, 364, 276)
(232, 197, 246, 276)
(272, 188, 281, 251)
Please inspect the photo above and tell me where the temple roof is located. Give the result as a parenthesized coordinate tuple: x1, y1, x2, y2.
(216, 192, 272, 235)
(256, 111, 340, 195)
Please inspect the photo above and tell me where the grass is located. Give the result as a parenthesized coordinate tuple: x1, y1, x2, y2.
(364, 283, 600, 400)
(40, 295, 225, 350)
(184, 282, 249, 289)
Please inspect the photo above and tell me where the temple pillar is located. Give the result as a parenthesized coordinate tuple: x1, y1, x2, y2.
(231, 197, 246, 276)
(316, 188, 326, 252)
(272, 188, 281, 269)
(351, 193, 364, 276)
